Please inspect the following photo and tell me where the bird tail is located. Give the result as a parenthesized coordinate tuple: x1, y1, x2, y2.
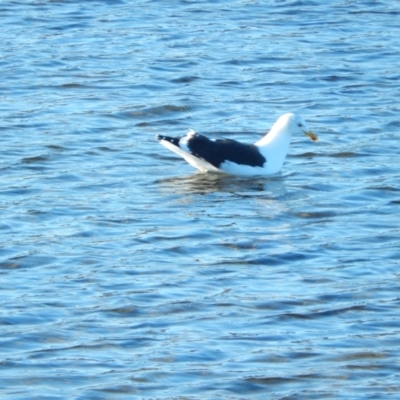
(156, 134, 180, 147)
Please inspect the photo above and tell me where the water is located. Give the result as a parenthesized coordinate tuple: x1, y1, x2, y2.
(1, 0, 400, 398)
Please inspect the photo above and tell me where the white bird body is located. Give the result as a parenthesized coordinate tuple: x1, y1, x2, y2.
(157, 113, 317, 176)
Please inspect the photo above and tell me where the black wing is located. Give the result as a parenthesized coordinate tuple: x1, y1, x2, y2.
(156, 134, 180, 146)
(187, 134, 266, 168)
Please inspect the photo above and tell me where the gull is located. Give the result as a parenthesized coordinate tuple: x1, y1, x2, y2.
(156, 113, 318, 176)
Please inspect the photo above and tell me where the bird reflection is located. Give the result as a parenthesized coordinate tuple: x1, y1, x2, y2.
(155, 172, 287, 198)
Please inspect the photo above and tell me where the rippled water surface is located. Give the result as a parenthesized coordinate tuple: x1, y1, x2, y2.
(1, 1, 400, 398)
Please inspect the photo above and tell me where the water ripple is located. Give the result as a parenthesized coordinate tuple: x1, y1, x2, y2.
(1, 0, 400, 398)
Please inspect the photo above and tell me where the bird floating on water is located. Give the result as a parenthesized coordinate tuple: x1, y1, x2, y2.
(156, 113, 318, 176)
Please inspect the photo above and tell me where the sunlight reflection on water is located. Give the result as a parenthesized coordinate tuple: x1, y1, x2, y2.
(1, 0, 400, 398)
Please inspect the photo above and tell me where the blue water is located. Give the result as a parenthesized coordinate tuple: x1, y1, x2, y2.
(1, 1, 400, 398)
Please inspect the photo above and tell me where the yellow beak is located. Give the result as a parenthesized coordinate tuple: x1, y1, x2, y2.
(304, 131, 318, 142)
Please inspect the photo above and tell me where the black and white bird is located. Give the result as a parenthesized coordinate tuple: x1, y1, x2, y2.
(156, 113, 318, 176)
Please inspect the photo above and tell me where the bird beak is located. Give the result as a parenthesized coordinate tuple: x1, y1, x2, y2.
(304, 131, 318, 142)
